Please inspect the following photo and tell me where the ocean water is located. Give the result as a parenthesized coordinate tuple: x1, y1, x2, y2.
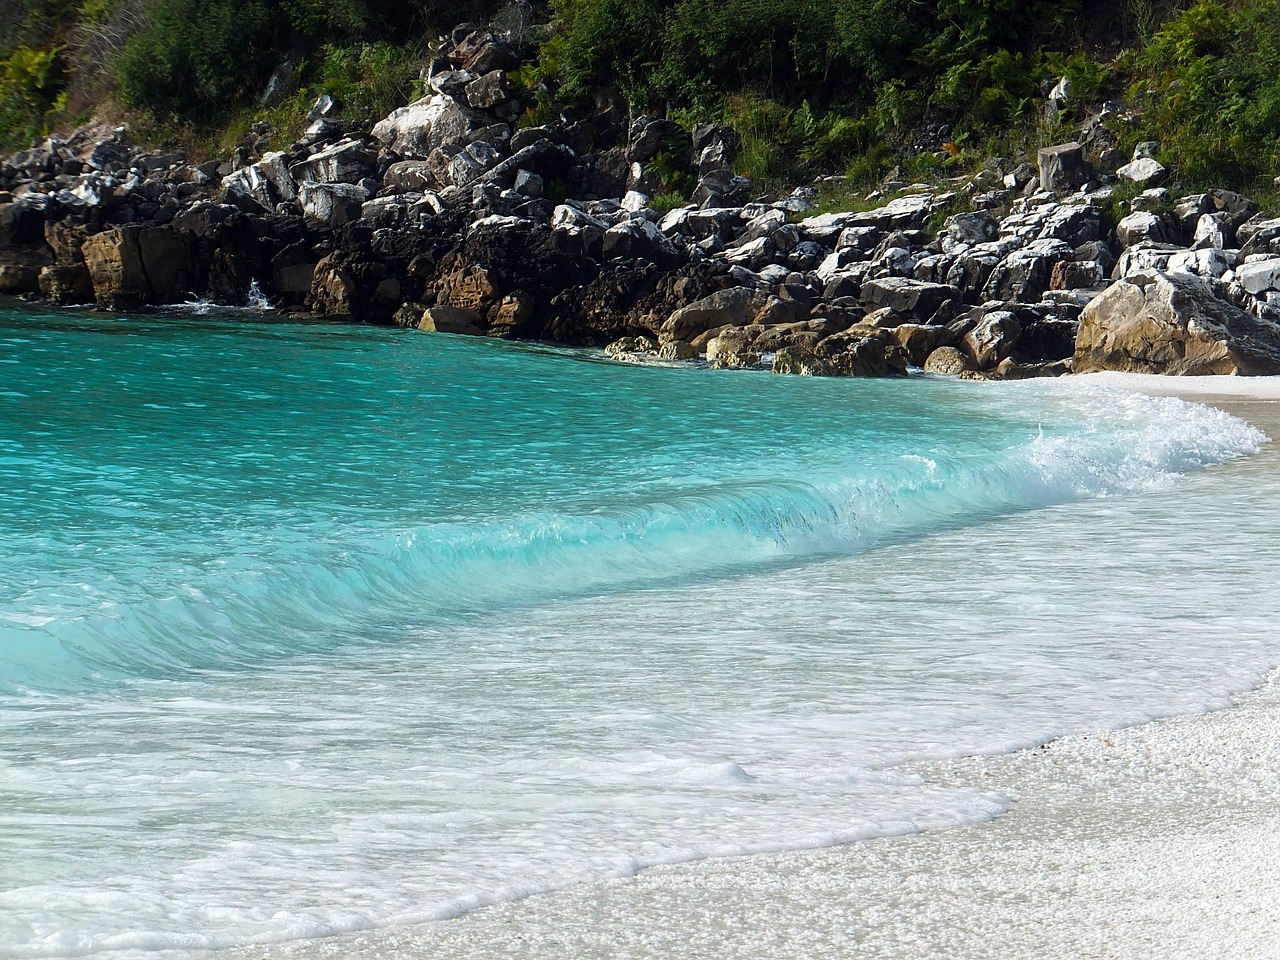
(1, 304, 1277, 958)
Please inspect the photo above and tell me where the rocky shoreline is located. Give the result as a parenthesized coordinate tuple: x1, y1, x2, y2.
(5, 22, 1280, 378)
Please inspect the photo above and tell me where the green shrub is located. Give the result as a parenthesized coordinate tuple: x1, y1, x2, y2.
(0, 44, 64, 146)
(318, 41, 422, 121)
(1124, 0, 1280, 188)
(725, 93, 792, 185)
(116, 0, 279, 115)
(115, 0, 431, 121)
(548, 0, 667, 104)
(544, 0, 1129, 190)
(649, 189, 688, 213)
(657, 0, 832, 104)
(830, 0, 922, 88)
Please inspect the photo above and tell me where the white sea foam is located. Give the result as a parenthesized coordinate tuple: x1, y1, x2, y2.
(173, 280, 274, 317)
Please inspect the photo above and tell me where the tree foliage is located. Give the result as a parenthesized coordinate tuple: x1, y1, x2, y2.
(115, 0, 426, 116)
(550, 0, 1101, 113)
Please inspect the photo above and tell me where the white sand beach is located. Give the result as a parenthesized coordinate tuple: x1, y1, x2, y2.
(255, 374, 1280, 960)
(301, 672, 1280, 960)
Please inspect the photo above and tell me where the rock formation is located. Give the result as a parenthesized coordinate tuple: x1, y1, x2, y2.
(1, 25, 1279, 379)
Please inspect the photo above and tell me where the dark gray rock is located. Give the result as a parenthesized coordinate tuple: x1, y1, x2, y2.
(465, 70, 510, 110)
(298, 181, 369, 228)
(860, 277, 957, 322)
(1116, 211, 1178, 248)
(1037, 142, 1088, 193)
(289, 139, 375, 185)
(963, 310, 1022, 370)
(627, 118, 682, 164)
(943, 210, 999, 247)
(982, 239, 1071, 303)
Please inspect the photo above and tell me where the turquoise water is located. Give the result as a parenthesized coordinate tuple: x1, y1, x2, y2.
(1, 305, 1276, 957)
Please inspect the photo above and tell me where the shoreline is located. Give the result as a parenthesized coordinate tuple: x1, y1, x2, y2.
(253, 374, 1280, 960)
(285, 671, 1280, 960)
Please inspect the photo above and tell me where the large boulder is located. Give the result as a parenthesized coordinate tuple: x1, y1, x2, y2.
(981, 239, 1071, 303)
(418, 305, 487, 336)
(371, 94, 490, 159)
(860, 277, 957, 322)
(465, 70, 510, 110)
(436, 265, 501, 315)
(38, 263, 92, 302)
(602, 219, 682, 267)
(1235, 257, 1280, 297)
(220, 153, 295, 212)
(962, 310, 1022, 370)
(136, 226, 194, 304)
(298, 182, 369, 228)
(309, 255, 359, 320)
(476, 139, 577, 191)
(384, 160, 437, 193)
(80, 225, 198, 308)
(942, 210, 999, 248)
(452, 30, 518, 75)
(0, 261, 42, 294)
(1116, 211, 1178, 248)
(1037, 204, 1105, 246)
(847, 194, 941, 232)
(1075, 269, 1280, 375)
(271, 246, 318, 300)
(289, 139, 375, 185)
(924, 346, 973, 375)
(448, 141, 504, 188)
(772, 339, 902, 377)
(81, 227, 149, 309)
(1116, 156, 1167, 185)
(1037, 142, 1089, 193)
(891, 323, 956, 366)
(0, 199, 48, 245)
(662, 287, 764, 342)
(705, 327, 761, 369)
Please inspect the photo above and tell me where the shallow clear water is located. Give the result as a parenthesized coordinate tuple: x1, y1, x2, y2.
(0, 305, 1276, 958)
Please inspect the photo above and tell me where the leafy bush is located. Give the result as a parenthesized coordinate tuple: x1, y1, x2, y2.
(317, 41, 422, 121)
(0, 44, 63, 146)
(723, 93, 876, 188)
(545, 0, 1127, 190)
(657, 0, 833, 104)
(116, 0, 278, 114)
(547, 0, 666, 104)
(724, 93, 793, 185)
(115, 0, 429, 120)
(1124, 0, 1280, 187)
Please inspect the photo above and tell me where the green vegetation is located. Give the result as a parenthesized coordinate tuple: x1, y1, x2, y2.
(0, 0, 495, 148)
(536, 0, 1280, 196)
(0, 44, 65, 147)
(1120, 0, 1280, 189)
(547, 0, 1120, 187)
(114, 0, 425, 119)
(2, 0, 1280, 201)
